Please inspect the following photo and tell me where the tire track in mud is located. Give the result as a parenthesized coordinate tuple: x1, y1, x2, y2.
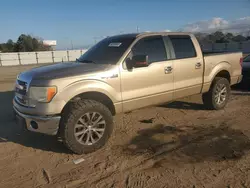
(88, 121, 249, 187)
(125, 172, 148, 188)
(46, 93, 250, 187)
(58, 125, 220, 187)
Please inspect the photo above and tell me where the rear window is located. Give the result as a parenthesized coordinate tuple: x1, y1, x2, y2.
(169, 36, 197, 59)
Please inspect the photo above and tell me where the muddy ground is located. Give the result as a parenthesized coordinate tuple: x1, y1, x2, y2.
(0, 64, 250, 188)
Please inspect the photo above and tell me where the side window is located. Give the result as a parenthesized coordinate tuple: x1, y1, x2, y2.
(169, 36, 197, 59)
(131, 36, 167, 64)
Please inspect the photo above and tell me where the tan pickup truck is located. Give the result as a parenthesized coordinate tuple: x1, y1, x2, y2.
(13, 32, 243, 154)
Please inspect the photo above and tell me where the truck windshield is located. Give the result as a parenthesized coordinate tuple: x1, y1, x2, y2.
(78, 35, 136, 65)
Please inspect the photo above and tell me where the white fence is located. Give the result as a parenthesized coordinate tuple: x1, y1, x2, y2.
(0, 50, 87, 66)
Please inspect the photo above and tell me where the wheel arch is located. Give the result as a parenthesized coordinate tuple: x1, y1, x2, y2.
(62, 91, 116, 116)
(213, 70, 231, 83)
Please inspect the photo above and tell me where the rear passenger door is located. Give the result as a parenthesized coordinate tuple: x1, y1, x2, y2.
(168, 35, 203, 99)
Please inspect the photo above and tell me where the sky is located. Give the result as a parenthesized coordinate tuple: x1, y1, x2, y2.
(0, 0, 249, 49)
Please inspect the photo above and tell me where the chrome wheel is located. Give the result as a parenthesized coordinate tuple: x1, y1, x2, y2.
(214, 83, 227, 105)
(74, 112, 106, 145)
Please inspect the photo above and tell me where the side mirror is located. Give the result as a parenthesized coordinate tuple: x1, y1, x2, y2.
(125, 55, 149, 69)
(125, 58, 134, 70)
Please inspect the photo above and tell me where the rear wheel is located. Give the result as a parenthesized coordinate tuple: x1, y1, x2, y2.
(60, 99, 113, 154)
(202, 77, 230, 110)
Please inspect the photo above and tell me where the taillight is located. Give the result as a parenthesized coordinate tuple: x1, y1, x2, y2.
(240, 57, 243, 67)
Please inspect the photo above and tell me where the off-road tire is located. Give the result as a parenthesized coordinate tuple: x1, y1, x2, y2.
(60, 99, 113, 154)
(202, 77, 231, 110)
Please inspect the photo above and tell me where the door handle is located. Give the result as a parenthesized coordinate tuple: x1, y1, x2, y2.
(195, 62, 202, 69)
(165, 66, 173, 74)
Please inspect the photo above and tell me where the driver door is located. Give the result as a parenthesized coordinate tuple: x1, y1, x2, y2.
(120, 35, 174, 112)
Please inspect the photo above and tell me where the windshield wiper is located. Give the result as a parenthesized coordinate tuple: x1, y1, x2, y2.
(76, 59, 96, 64)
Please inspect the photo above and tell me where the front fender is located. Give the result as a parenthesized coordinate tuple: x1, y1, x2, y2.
(57, 79, 121, 105)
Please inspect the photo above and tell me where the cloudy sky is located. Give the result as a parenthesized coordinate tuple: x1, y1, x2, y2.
(0, 0, 249, 49)
(180, 17, 250, 34)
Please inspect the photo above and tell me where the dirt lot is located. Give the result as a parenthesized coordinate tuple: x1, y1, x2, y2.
(0, 64, 250, 188)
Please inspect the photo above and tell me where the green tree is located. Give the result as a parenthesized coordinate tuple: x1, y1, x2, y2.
(32, 38, 40, 50)
(13, 34, 52, 52)
(224, 33, 234, 43)
(212, 31, 227, 43)
(6, 39, 14, 52)
(15, 34, 34, 52)
(14, 34, 26, 52)
(233, 35, 246, 42)
(1, 34, 52, 52)
(0, 39, 15, 52)
(207, 34, 216, 42)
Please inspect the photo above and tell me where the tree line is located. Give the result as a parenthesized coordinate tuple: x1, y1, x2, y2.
(0, 34, 52, 53)
(1, 31, 249, 53)
(196, 31, 250, 44)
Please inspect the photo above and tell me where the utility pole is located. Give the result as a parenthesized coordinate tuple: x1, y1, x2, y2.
(93, 37, 97, 44)
(136, 26, 139, 33)
(71, 40, 74, 50)
(93, 36, 107, 44)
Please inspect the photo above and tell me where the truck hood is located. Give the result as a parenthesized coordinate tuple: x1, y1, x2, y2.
(18, 62, 111, 81)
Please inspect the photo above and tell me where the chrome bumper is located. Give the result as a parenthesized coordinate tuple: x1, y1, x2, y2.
(13, 106, 61, 135)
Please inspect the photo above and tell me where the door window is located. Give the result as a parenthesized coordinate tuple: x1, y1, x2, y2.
(130, 36, 167, 64)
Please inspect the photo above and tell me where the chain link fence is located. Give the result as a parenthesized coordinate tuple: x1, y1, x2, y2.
(200, 41, 250, 54)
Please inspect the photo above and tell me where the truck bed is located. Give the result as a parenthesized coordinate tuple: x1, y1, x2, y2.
(203, 51, 242, 56)
(203, 51, 242, 86)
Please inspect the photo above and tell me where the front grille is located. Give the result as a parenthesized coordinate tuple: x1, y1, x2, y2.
(15, 79, 28, 106)
(17, 80, 27, 86)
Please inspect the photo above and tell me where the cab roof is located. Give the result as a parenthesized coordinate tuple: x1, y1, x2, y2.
(137, 31, 192, 37)
(109, 32, 193, 39)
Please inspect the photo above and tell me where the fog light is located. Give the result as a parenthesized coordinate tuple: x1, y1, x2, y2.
(30, 121, 38, 129)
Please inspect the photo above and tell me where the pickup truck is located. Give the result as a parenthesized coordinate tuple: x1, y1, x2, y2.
(13, 32, 243, 154)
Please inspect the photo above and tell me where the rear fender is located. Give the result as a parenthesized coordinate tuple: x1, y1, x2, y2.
(202, 61, 231, 92)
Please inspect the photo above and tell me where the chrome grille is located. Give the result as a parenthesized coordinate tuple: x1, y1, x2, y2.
(15, 79, 28, 106)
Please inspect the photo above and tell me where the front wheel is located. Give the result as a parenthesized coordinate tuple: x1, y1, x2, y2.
(202, 77, 231, 110)
(60, 99, 114, 154)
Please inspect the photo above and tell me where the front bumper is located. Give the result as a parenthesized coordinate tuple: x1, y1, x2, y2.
(13, 106, 61, 135)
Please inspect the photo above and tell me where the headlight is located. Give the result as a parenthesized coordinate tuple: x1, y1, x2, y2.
(29, 86, 57, 103)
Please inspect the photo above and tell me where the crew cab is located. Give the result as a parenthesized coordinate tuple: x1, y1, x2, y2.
(13, 32, 243, 154)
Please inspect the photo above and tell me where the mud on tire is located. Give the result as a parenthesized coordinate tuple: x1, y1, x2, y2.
(202, 77, 231, 110)
(59, 99, 114, 154)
